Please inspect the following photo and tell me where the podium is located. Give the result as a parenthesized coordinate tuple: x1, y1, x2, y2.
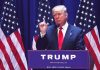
(28, 50, 90, 69)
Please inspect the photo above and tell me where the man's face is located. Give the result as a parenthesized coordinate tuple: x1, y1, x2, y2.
(53, 11, 68, 26)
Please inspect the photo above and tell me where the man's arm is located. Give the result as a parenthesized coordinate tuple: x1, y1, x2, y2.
(36, 21, 48, 50)
(36, 34, 48, 50)
(75, 29, 85, 50)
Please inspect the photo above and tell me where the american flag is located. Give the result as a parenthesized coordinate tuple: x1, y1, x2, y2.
(75, 0, 100, 69)
(0, 0, 28, 70)
(32, 0, 54, 50)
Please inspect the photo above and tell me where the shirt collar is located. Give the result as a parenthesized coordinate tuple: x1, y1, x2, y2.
(62, 21, 68, 30)
(58, 21, 68, 30)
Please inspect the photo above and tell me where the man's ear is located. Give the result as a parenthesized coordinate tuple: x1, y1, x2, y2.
(66, 13, 68, 17)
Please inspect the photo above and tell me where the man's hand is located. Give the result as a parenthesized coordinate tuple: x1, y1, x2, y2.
(39, 21, 48, 36)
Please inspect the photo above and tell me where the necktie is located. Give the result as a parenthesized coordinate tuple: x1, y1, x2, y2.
(58, 27, 63, 50)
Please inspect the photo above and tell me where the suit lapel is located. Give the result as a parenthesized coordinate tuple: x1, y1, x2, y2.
(61, 24, 73, 50)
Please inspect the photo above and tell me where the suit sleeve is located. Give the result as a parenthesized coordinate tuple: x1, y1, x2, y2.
(75, 30, 85, 50)
(36, 35, 48, 50)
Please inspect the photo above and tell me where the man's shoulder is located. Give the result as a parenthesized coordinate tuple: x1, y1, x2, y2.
(47, 24, 56, 31)
(69, 24, 82, 32)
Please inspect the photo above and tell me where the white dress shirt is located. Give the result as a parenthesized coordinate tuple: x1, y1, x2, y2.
(57, 22, 68, 38)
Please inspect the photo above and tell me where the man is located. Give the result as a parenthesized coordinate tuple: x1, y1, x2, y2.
(36, 5, 85, 50)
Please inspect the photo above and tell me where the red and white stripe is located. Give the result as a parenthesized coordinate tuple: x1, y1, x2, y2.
(84, 26, 100, 69)
(32, 37, 37, 50)
(32, 36, 39, 50)
(0, 28, 28, 70)
(93, 64, 97, 70)
(0, 50, 10, 70)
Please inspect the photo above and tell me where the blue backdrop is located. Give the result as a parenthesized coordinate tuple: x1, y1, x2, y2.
(0, 0, 100, 50)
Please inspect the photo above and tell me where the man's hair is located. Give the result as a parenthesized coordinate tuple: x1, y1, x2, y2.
(52, 5, 67, 14)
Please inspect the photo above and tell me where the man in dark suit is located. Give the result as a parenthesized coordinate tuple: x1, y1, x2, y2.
(36, 5, 85, 50)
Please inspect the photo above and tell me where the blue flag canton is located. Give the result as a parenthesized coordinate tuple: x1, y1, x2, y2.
(0, 0, 19, 36)
(75, 0, 96, 34)
(34, 0, 54, 35)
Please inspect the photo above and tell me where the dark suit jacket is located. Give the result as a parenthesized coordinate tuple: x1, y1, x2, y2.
(36, 24, 85, 50)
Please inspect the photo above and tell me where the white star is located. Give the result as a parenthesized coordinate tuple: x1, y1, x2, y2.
(9, 14, 11, 17)
(48, 6, 50, 9)
(82, 6, 85, 8)
(7, 25, 10, 28)
(84, 18, 87, 21)
(4, 19, 7, 21)
(7, 8, 9, 10)
(87, 1, 89, 4)
(46, 0, 48, 2)
(93, 16, 96, 18)
(76, 16, 78, 18)
(1, 17, 3, 20)
(91, 3, 94, 5)
(2, 12, 5, 15)
(36, 25, 38, 28)
(8, 20, 11, 22)
(86, 7, 89, 10)
(5, 1, 7, 4)
(45, 5, 47, 7)
(85, 12, 88, 15)
(89, 19, 91, 22)
(11, 26, 14, 29)
(41, 3, 44, 6)
(5, 13, 8, 16)
(83, 0, 86, 3)
(35, 30, 37, 33)
(48, 11, 50, 14)
(11, 4, 13, 6)
(51, 19, 54, 22)
(40, 9, 43, 11)
(37, 19, 40, 22)
(43, 16, 46, 18)
(48, 17, 50, 20)
(12, 21, 15, 24)
(90, 8, 93, 11)
(93, 21, 95, 24)
(7, 30, 9, 33)
(4, 7, 6, 9)
(79, 22, 82, 25)
(39, 2, 41, 5)
(44, 10, 47, 13)
(47, 22, 49, 25)
(38, 14, 41, 17)
(90, 14, 92, 17)
(79, 4, 81, 7)
(81, 11, 84, 14)
(84, 24, 86, 26)
(80, 17, 83, 20)
(77, 10, 80, 13)
(14, 11, 16, 13)
(13, 16, 15, 18)
(88, 25, 91, 28)
(10, 9, 12, 11)
(8, 2, 10, 5)
(17, 23, 19, 26)
(3, 24, 6, 27)
(83, 29, 85, 32)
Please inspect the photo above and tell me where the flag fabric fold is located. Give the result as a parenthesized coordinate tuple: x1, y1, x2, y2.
(0, 0, 28, 70)
(75, 0, 100, 69)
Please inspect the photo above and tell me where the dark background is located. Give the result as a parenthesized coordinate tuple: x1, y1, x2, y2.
(0, 0, 100, 50)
